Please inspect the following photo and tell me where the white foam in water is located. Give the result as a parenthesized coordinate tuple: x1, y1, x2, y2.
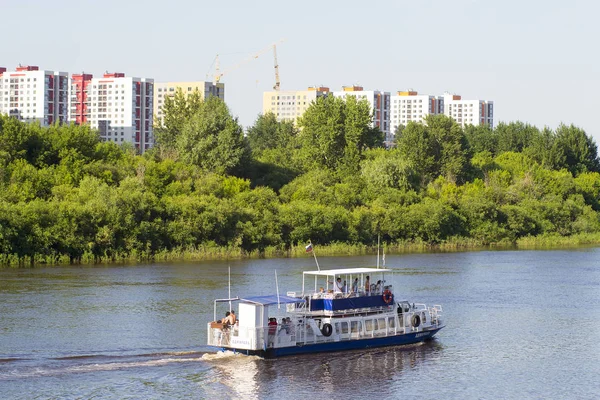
(201, 350, 260, 362)
(0, 356, 207, 380)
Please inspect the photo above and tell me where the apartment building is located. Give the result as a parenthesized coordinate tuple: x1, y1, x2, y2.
(390, 90, 443, 132)
(333, 86, 391, 145)
(69, 72, 154, 152)
(262, 86, 330, 123)
(0, 65, 69, 125)
(70, 73, 93, 125)
(442, 92, 494, 128)
(154, 81, 224, 124)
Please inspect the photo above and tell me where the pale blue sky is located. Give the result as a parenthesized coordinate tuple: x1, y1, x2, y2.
(3, 0, 598, 143)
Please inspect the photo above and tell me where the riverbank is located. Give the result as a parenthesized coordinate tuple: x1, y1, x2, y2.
(2, 232, 600, 267)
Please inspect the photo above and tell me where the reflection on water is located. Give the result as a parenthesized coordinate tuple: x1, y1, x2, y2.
(202, 351, 262, 399)
(197, 341, 444, 398)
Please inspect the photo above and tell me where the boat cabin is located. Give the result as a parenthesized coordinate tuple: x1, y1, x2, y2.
(292, 268, 394, 315)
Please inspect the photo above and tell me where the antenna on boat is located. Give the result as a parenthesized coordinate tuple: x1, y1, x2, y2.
(228, 265, 232, 312)
(377, 234, 380, 269)
(306, 240, 320, 271)
(275, 270, 280, 309)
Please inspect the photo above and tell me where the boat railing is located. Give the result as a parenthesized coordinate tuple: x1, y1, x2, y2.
(207, 323, 268, 350)
(209, 306, 442, 351)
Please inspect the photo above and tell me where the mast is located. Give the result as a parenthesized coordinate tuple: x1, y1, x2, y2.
(275, 270, 280, 309)
(377, 234, 380, 269)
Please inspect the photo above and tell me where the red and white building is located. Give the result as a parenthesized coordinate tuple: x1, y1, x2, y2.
(0, 65, 69, 125)
(69, 72, 154, 151)
(69, 73, 93, 126)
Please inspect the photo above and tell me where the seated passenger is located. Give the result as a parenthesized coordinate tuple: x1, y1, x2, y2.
(221, 311, 231, 330)
(365, 276, 371, 294)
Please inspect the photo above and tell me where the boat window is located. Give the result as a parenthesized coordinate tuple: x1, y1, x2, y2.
(351, 321, 362, 333)
(365, 320, 373, 332)
(388, 317, 396, 328)
(378, 318, 386, 330)
(335, 322, 349, 334)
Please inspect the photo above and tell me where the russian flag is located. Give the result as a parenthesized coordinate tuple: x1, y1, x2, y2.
(305, 243, 313, 253)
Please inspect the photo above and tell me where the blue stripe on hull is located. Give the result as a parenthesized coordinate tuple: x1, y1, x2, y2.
(221, 326, 444, 358)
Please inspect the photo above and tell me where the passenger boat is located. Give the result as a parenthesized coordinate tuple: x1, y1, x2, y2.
(207, 266, 444, 358)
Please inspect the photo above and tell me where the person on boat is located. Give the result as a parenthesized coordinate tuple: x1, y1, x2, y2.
(351, 278, 359, 293)
(268, 318, 277, 334)
(268, 318, 277, 346)
(227, 310, 236, 325)
(342, 280, 347, 293)
(365, 276, 371, 294)
(334, 277, 343, 293)
(221, 311, 230, 324)
(280, 318, 291, 334)
(375, 280, 383, 294)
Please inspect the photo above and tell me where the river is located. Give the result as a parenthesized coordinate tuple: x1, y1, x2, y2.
(1, 248, 600, 399)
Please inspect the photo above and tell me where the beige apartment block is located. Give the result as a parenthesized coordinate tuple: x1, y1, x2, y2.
(262, 86, 330, 123)
(154, 81, 224, 124)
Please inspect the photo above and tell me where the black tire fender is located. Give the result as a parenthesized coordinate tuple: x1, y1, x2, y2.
(321, 323, 333, 337)
(411, 314, 421, 328)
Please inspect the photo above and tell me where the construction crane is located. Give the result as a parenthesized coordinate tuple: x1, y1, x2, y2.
(208, 39, 285, 89)
(272, 44, 281, 91)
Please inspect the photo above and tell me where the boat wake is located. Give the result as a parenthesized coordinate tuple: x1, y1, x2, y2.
(0, 351, 208, 380)
(201, 350, 260, 362)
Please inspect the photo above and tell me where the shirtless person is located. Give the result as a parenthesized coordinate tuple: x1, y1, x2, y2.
(227, 310, 236, 325)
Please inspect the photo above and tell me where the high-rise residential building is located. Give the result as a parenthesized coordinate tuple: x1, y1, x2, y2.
(390, 90, 443, 133)
(0, 65, 69, 125)
(69, 73, 93, 125)
(442, 92, 494, 128)
(0, 67, 5, 116)
(262, 86, 330, 123)
(333, 86, 391, 145)
(154, 81, 224, 124)
(70, 72, 154, 152)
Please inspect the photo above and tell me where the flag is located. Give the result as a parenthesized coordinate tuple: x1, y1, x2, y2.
(305, 243, 313, 253)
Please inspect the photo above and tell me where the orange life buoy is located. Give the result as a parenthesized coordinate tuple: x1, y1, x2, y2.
(382, 289, 393, 304)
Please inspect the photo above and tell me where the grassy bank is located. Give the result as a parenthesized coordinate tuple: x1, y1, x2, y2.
(2, 233, 600, 268)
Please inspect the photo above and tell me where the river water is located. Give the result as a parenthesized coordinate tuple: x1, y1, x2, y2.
(1, 248, 600, 399)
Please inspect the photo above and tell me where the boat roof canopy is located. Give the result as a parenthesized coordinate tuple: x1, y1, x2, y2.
(303, 268, 391, 276)
(240, 295, 301, 306)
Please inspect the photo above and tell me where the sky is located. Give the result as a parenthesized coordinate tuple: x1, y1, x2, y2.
(2, 0, 598, 143)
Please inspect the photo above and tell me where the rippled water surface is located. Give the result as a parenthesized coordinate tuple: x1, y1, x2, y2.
(1, 248, 600, 399)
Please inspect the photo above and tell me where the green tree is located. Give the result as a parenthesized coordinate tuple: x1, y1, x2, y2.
(495, 121, 539, 154)
(298, 95, 384, 175)
(176, 97, 248, 176)
(464, 124, 497, 154)
(360, 148, 419, 192)
(396, 115, 471, 184)
(246, 112, 298, 154)
(154, 88, 204, 152)
(552, 124, 600, 175)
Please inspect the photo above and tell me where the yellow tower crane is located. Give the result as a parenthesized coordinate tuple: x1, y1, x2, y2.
(208, 39, 285, 89)
(273, 44, 281, 91)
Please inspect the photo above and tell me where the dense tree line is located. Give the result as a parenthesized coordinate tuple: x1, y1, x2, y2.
(1, 91, 599, 264)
